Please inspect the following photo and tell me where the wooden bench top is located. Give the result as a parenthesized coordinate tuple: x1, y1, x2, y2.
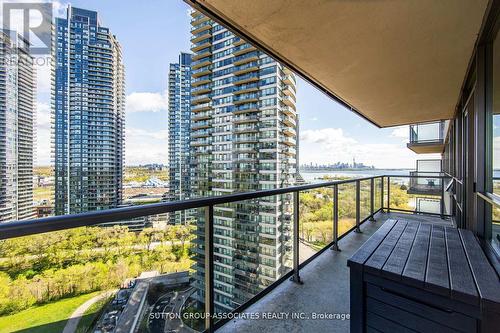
(347, 219, 500, 313)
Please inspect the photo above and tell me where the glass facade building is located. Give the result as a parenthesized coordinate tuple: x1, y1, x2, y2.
(52, 7, 125, 215)
(168, 52, 193, 225)
(189, 11, 298, 312)
(0, 30, 35, 222)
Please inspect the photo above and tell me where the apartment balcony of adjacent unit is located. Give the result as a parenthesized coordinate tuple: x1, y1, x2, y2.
(232, 37, 246, 47)
(282, 95, 296, 108)
(282, 74, 296, 85)
(192, 49, 212, 61)
(192, 66, 212, 78)
(192, 93, 212, 105)
(191, 40, 212, 53)
(192, 112, 211, 121)
(192, 58, 212, 70)
(233, 114, 259, 124)
(234, 103, 259, 115)
(233, 44, 258, 56)
(282, 84, 296, 99)
(192, 85, 211, 96)
(191, 121, 211, 130)
(406, 171, 443, 196)
(282, 147, 296, 157)
(233, 51, 260, 66)
(191, 15, 210, 28)
(233, 62, 259, 76)
(192, 129, 211, 139)
(234, 145, 258, 154)
(280, 136, 296, 146)
(192, 75, 212, 87)
(192, 102, 212, 112)
(233, 82, 259, 95)
(234, 125, 259, 134)
(281, 115, 296, 127)
(233, 72, 259, 86)
(191, 30, 212, 44)
(281, 105, 296, 116)
(407, 120, 446, 154)
(233, 93, 259, 105)
(282, 127, 296, 137)
(407, 159, 443, 196)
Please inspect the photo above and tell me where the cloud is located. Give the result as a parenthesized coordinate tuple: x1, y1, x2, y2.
(125, 127, 168, 165)
(390, 126, 409, 139)
(300, 127, 439, 169)
(126, 92, 168, 113)
(36, 102, 51, 165)
(126, 127, 168, 141)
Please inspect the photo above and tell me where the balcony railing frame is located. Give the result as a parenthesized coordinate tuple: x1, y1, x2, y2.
(0, 174, 450, 333)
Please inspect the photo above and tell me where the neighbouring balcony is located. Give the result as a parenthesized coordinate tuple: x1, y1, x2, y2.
(407, 121, 446, 154)
(407, 159, 443, 196)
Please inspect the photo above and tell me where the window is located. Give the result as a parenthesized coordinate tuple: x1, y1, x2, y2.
(491, 27, 500, 252)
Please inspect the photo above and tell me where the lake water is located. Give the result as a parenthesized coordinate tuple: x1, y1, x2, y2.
(301, 169, 411, 183)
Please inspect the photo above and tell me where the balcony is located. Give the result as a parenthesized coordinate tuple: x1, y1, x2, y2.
(219, 212, 452, 333)
(233, 44, 257, 56)
(233, 51, 259, 66)
(407, 159, 443, 196)
(407, 121, 446, 154)
(283, 74, 296, 85)
(192, 93, 211, 105)
(0, 174, 466, 333)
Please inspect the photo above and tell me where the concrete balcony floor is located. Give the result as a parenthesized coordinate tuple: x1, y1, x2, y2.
(218, 211, 453, 333)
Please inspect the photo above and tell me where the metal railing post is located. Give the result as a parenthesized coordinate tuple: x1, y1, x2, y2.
(369, 178, 376, 221)
(204, 205, 214, 332)
(290, 191, 303, 284)
(387, 176, 391, 213)
(331, 185, 341, 251)
(381, 176, 385, 212)
(355, 180, 362, 233)
(440, 178, 445, 219)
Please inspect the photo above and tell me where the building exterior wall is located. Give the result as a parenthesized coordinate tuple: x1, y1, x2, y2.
(189, 11, 298, 312)
(0, 30, 35, 222)
(53, 6, 125, 215)
(168, 52, 193, 225)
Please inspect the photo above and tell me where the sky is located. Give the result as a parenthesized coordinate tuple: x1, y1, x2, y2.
(11, 0, 437, 168)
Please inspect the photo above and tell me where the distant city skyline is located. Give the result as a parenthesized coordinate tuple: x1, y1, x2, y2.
(27, 0, 437, 169)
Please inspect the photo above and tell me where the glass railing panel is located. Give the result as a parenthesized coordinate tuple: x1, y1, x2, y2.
(299, 188, 333, 264)
(211, 194, 294, 319)
(359, 180, 371, 222)
(389, 177, 412, 212)
(374, 177, 382, 211)
(0, 211, 203, 333)
(492, 206, 500, 253)
(338, 182, 357, 237)
(409, 121, 444, 143)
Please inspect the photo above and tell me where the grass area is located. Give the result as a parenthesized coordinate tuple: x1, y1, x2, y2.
(0, 291, 100, 333)
(33, 186, 52, 202)
(75, 294, 113, 333)
(34, 166, 52, 178)
(124, 166, 168, 182)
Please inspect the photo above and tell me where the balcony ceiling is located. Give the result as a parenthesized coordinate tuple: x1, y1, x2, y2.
(186, 0, 489, 127)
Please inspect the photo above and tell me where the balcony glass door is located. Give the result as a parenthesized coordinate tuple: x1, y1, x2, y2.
(464, 93, 476, 230)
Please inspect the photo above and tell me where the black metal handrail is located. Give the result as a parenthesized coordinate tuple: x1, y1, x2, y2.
(0, 173, 450, 333)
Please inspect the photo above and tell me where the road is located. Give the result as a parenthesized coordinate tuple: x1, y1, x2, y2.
(62, 290, 116, 333)
(147, 287, 196, 333)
